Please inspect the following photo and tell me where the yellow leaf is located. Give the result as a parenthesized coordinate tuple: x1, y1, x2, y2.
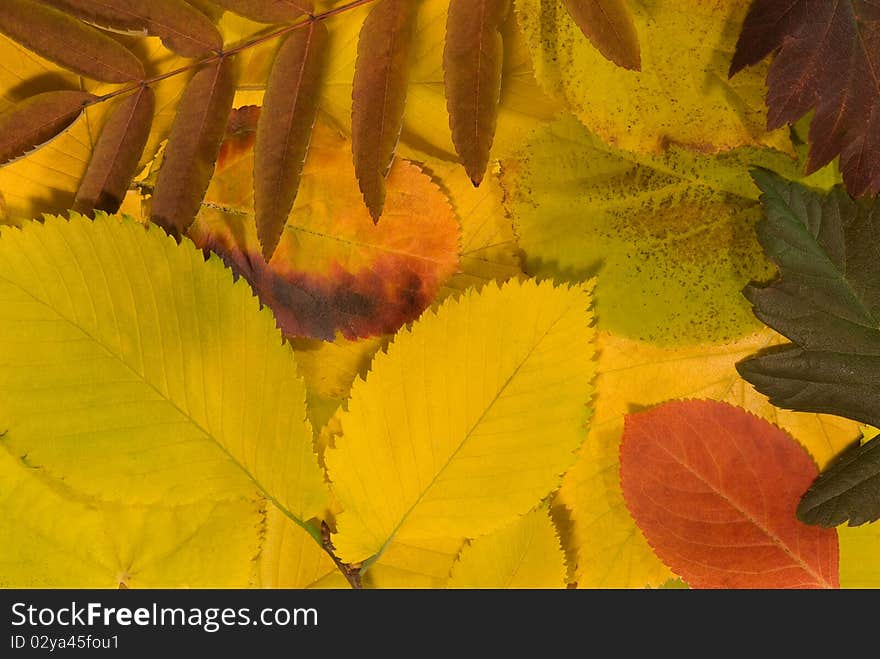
(361, 537, 465, 589)
(558, 329, 859, 588)
(448, 508, 567, 588)
(516, 0, 791, 154)
(0, 448, 260, 588)
(326, 279, 596, 566)
(0, 214, 328, 531)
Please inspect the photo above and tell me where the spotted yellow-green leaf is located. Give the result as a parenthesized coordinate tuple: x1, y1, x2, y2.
(326, 279, 596, 566)
(0, 214, 329, 531)
(448, 508, 567, 588)
(516, 0, 791, 154)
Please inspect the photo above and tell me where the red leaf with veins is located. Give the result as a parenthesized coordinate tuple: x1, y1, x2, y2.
(730, 0, 880, 197)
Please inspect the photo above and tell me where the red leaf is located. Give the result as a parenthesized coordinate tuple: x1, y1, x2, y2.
(730, 0, 880, 197)
(620, 400, 839, 589)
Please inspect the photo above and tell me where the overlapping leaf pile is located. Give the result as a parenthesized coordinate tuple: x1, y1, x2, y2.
(1, 0, 880, 589)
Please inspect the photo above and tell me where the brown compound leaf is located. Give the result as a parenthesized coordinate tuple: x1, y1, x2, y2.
(444, 0, 510, 186)
(0, 0, 144, 83)
(561, 0, 641, 70)
(151, 57, 238, 238)
(41, 0, 222, 57)
(74, 86, 155, 215)
(189, 109, 460, 341)
(730, 0, 880, 197)
(255, 19, 328, 261)
(210, 0, 312, 24)
(351, 0, 416, 221)
(0, 91, 96, 166)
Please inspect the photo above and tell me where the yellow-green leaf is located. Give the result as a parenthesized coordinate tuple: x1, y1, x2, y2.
(0, 214, 328, 528)
(325, 279, 596, 566)
(448, 508, 567, 588)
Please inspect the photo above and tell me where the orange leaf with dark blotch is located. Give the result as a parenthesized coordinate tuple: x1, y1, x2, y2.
(151, 57, 237, 238)
(189, 109, 460, 341)
(74, 87, 154, 215)
(210, 0, 312, 24)
(620, 400, 839, 589)
(0, 0, 144, 83)
(351, 0, 416, 222)
(730, 0, 880, 197)
(41, 0, 222, 58)
(444, 0, 510, 186)
(0, 91, 96, 166)
(561, 0, 641, 70)
(255, 20, 328, 262)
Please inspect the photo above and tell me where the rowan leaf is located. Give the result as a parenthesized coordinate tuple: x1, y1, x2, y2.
(561, 0, 640, 70)
(325, 279, 596, 566)
(190, 112, 460, 341)
(0, 0, 144, 83)
(620, 400, 839, 589)
(556, 329, 858, 587)
(0, 214, 328, 527)
(444, 0, 510, 186)
(74, 86, 155, 215)
(516, 0, 792, 154)
(0, 90, 95, 166)
(42, 0, 223, 57)
(448, 508, 567, 588)
(152, 57, 237, 237)
(255, 19, 327, 261)
(351, 0, 415, 221)
(210, 0, 313, 24)
(730, 0, 880, 197)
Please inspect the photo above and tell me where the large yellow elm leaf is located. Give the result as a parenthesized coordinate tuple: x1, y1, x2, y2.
(325, 279, 596, 567)
(516, 0, 791, 154)
(501, 116, 813, 345)
(0, 214, 329, 530)
(0, 447, 261, 588)
(557, 329, 859, 588)
(317, 0, 560, 165)
(188, 109, 460, 342)
(448, 507, 567, 588)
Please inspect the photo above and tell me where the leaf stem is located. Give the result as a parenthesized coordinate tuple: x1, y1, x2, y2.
(93, 0, 380, 106)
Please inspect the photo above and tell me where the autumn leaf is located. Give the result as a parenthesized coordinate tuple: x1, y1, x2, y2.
(730, 0, 880, 197)
(189, 110, 460, 341)
(212, 0, 312, 24)
(561, 0, 640, 70)
(448, 508, 567, 588)
(325, 280, 596, 567)
(620, 400, 839, 589)
(517, 0, 792, 155)
(736, 171, 880, 527)
(0, 214, 328, 529)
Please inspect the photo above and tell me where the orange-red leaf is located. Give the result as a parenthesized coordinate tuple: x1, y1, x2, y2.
(561, 0, 641, 70)
(75, 86, 154, 215)
(0, 0, 144, 83)
(351, 0, 415, 221)
(151, 58, 237, 238)
(42, 0, 222, 58)
(190, 110, 460, 341)
(211, 0, 312, 24)
(0, 91, 96, 166)
(444, 0, 510, 186)
(620, 400, 839, 589)
(255, 20, 327, 261)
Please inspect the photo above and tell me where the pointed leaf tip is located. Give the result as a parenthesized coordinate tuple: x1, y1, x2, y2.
(562, 0, 641, 70)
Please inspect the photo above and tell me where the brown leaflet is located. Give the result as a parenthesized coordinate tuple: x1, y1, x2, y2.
(561, 0, 640, 70)
(444, 0, 510, 186)
(41, 0, 222, 58)
(255, 20, 328, 261)
(0, 91, 96, 165)
(151, 58, 237, 238)
(351, 0, 416, 221)
(0, 0, 144, 83)
(210, 0, 313, 24)
(74, 87, 155, 215)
